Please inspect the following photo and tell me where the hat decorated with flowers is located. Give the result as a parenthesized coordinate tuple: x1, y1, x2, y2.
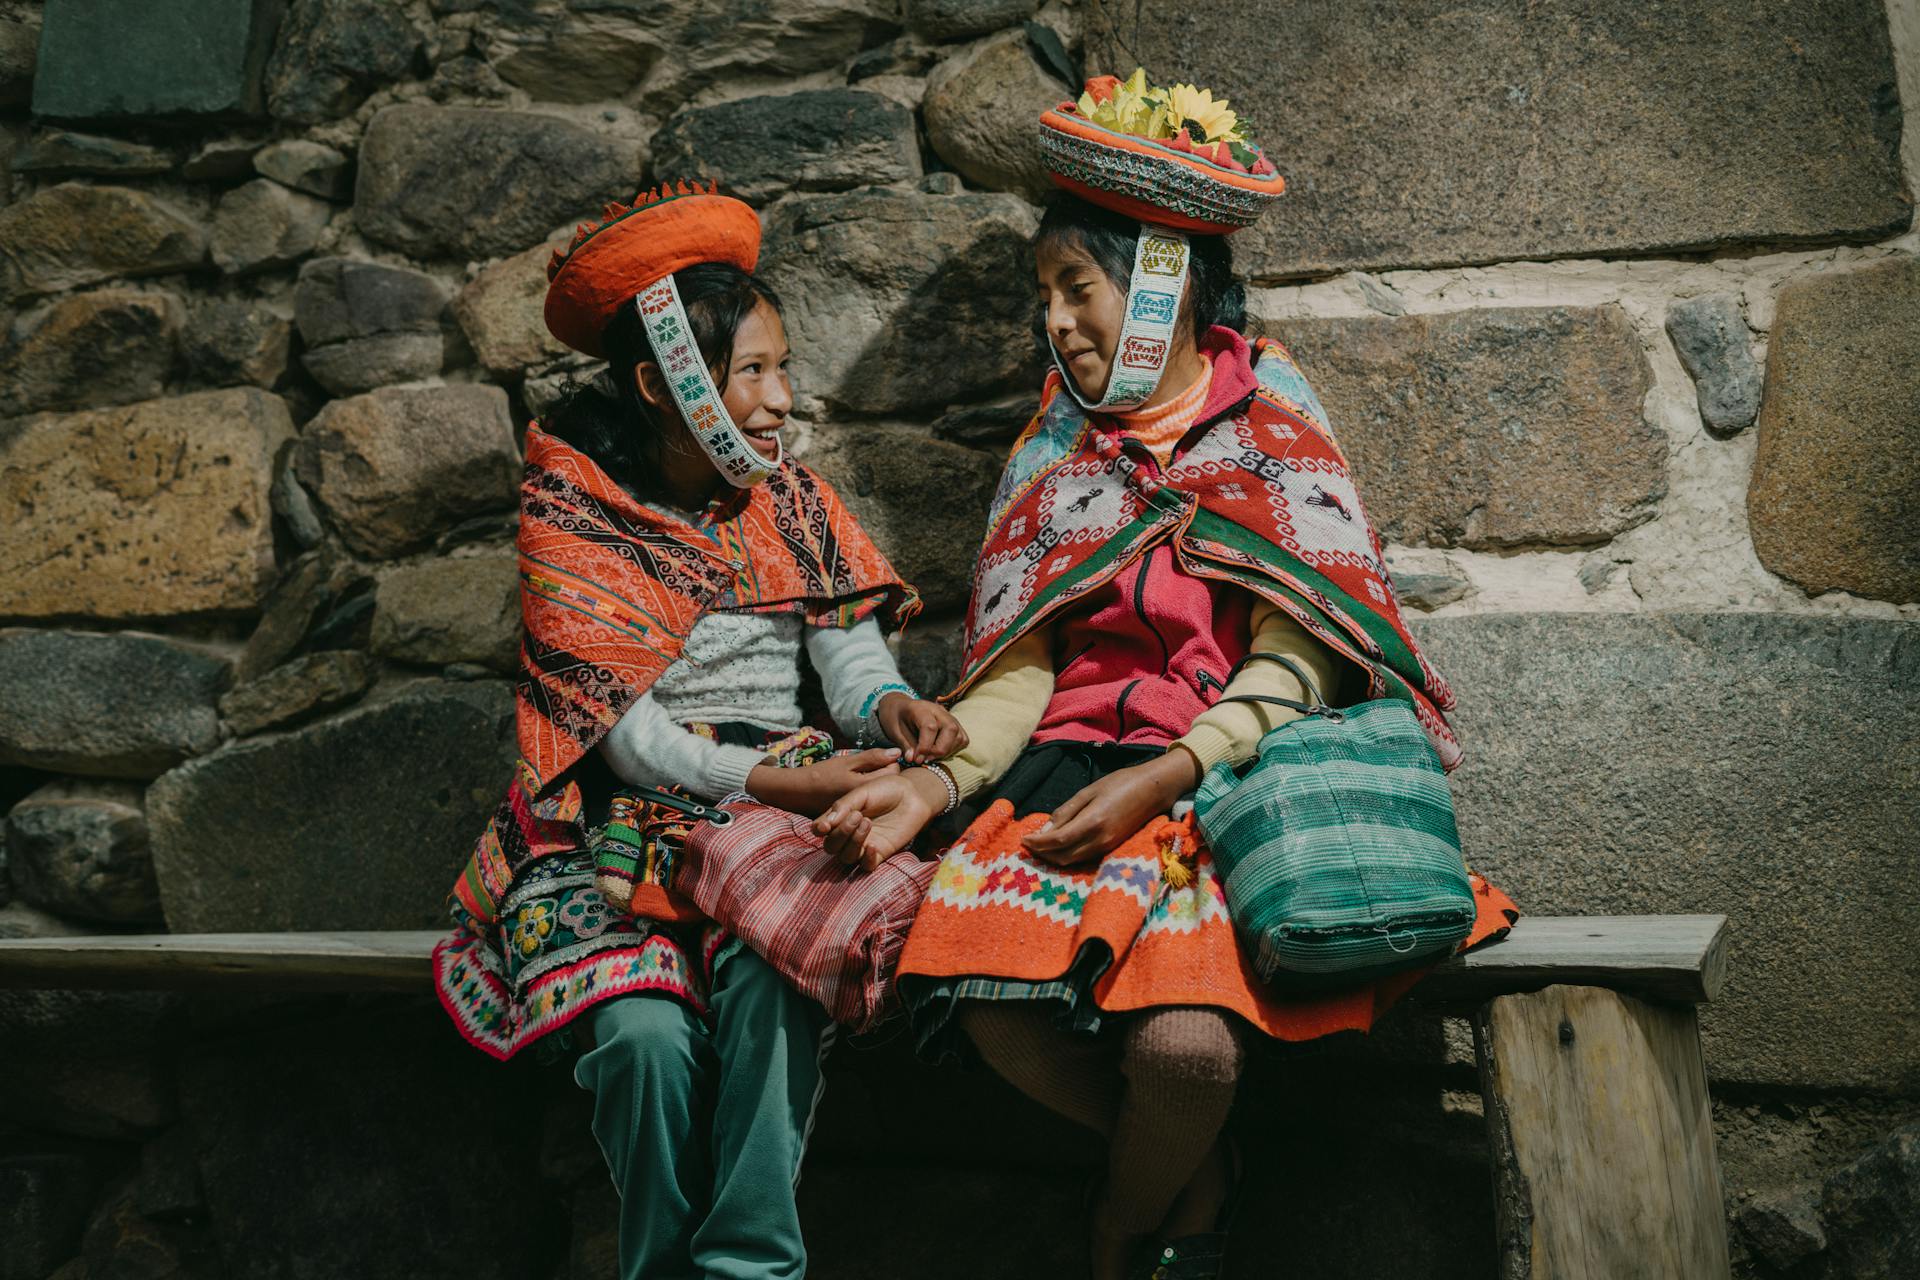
(544, 180, 760, 358)
(1038, 68, 1285, 234)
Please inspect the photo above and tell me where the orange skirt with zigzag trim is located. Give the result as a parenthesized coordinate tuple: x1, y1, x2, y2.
(897, 801, 1518, 1043)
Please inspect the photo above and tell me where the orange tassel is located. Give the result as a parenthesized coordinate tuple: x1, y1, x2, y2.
(1159, 834, 1194, 890)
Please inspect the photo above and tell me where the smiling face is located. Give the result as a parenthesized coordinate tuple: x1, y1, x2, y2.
(635, 294, 793, 501)
(1036, 236, 1129, 402)
(717, 297, 792, 464)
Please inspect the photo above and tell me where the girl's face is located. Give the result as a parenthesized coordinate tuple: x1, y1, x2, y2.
(638, 296, 793, 483)
(1036, 237, 1127, 402)
(717, 298, 792, 463)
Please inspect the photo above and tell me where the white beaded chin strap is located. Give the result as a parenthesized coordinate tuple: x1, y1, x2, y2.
(633, 276, 779, 488)
(1051, 223, 1192, 412)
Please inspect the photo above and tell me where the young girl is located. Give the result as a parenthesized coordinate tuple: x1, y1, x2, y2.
(433, 181, 963, 1280)
(815, 73, 1517, 1280)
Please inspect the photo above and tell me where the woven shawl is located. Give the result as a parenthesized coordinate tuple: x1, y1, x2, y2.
(453, 425, 918, 923)
(955, 335, 1461, 770)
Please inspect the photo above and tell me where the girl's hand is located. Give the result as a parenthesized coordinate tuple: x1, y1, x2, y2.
(812, 768, 948, 871)
(1022, 750, 1201, 868)
(747, 748, 901, 817)
(875, 693, 968, 764)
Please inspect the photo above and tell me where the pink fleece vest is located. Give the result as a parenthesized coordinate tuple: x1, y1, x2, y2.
(1026, 329, 1266, 749)
(1031, 546, 1252, 748)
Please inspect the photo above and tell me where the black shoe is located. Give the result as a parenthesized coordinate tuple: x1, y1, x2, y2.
(1142, 1137, 1243, 1280)
(1146, 1232, 1228, 1279)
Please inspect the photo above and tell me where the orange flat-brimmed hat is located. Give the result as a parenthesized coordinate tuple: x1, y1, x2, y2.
(1037, 69, 1286, 235)
(544, 181, 760, 358)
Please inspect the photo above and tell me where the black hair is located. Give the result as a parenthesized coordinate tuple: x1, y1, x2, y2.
(541, 262, 782, 501)
(1032, 196, 1249, 342)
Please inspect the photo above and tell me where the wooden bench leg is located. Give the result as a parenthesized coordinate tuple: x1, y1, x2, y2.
(1472, 984, 1730, 1279)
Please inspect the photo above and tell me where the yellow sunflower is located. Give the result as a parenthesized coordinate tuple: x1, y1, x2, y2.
(1164, 82, 1243, 143)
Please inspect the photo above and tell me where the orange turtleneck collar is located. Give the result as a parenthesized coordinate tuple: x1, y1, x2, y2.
(1111, 350, 1215, 466)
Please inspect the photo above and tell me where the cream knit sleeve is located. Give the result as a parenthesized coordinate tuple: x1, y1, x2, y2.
(1172, 599, 1342, 773)
(938, 623, 1055, 799)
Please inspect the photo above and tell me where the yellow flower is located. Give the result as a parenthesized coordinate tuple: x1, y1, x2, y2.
(1164, 83, 1241, 143)
(1079, 67, 1171, 139)
(513, 902, 555, 957)
(1075, 69, 1247, 146)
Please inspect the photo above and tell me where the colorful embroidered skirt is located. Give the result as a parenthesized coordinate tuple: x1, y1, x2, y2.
(434, 846, 738, 1061)
(897, 743, 1518, 1059)
(434, 721, 844, 1061)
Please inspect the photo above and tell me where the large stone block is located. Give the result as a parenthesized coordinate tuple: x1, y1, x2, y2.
(451, 241, 568, 378)
(356, 105, 644, 260)
(0, 631, 228, 780)
(265, 0, 424, 124)
(1085, 0, 1913, 279)
(177, 1003, 544, 1280)
(0, 289, 182, 417)
(651, 88, 920, 205)
(905, 0, 1039, 41)
(1268, 306, 1663, 548)
(486, 23, 658, 104)
(210, 178, 331, 275)
(0, 906, 179, 1140)
(0, 1137, 100, 1280)
(0, 184, 206, 301)
(147, 682, 516, 931)
(10, 129, 174, 178)
(0, 3, 40, 108)
(798, 426, 1000, 612)
(923, 28, 1070, 202)
(4, 779, 158, 924)
(32, 0, 281, 119)
(236, 548, 370, 681)
(588, 0, 901, 114)
(218, 650, 374, 737)
(253, 138, 353, 201)
(1749, 257, 1920, 603)
(0, 388, 292, 621)
(1413, 612, 1920, 1092)
(293, 256, 448, 395)
(181, 298, 292, 390)
(760, 190, 1041, 416)
(293, 384, 520, 559)
(370, 550, 521, 672)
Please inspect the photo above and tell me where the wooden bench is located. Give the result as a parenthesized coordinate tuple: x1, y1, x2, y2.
(0, 914, 1731, 1279)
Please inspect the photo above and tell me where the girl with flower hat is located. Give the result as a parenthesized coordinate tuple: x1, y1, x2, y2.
(813, 72, 1518, 1279)
(432, 182, 963, 1280)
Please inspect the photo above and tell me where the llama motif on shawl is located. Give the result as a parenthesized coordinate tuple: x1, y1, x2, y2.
(955, 333, 1460, 769)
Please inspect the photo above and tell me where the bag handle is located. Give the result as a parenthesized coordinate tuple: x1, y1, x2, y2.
(612, 784, 734, 828)
(1215, 652, 1346, 723)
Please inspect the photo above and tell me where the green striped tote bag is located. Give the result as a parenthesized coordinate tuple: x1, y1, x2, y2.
(1192, 656, 1476, 990)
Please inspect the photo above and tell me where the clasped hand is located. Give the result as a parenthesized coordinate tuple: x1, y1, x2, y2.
(813, 750, 1201, 873)
(744, 694, 967, 820)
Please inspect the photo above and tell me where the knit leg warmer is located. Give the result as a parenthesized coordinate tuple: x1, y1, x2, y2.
(1099, 1007, 1246, 1238)
(958, 1001, 1122, 1136)
(959, 1001, 1247, 1241)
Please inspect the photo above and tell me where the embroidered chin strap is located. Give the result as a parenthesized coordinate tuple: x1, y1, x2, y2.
(634, 276, 778, 488)
(1052, 223, 1191, 412)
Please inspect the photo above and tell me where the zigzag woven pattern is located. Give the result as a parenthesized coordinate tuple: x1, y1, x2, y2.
(1038, 125, 1281, 228)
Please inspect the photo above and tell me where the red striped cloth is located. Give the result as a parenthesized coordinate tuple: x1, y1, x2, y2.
(680, 799, 937, 1032)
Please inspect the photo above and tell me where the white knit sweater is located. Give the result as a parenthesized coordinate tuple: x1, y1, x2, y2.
(597, 613, 913, 801)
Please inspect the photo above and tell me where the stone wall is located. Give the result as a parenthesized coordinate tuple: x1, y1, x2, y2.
(0, 0, 1914, 1277)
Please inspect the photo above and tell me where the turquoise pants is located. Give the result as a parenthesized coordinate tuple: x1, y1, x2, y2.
(573, 949, 834, 1280)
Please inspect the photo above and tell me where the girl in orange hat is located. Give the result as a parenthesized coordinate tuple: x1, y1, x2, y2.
(433, 183, 964, 1280)
(811, 75, 1516, 1280)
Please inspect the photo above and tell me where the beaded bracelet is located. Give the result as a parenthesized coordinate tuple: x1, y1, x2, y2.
(920, 762, 960, 815)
